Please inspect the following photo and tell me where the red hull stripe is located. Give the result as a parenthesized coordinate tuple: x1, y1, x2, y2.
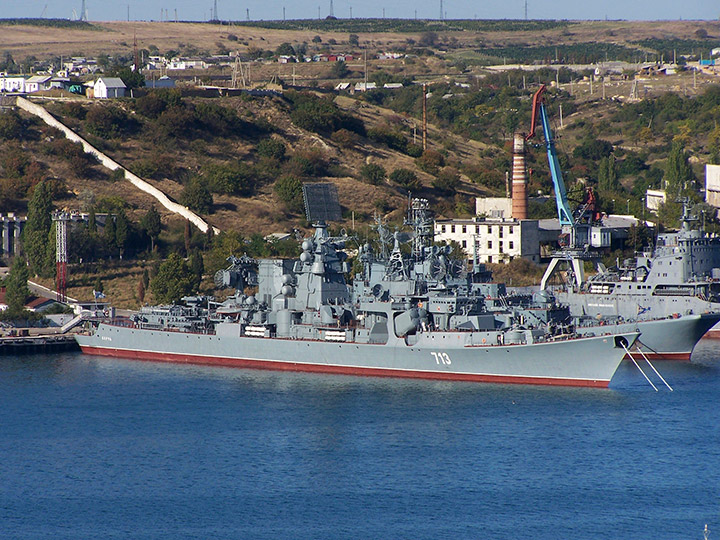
(79, 345, 610, 388)
(625, 351, 691, 361)
(702, 330, 720, 340)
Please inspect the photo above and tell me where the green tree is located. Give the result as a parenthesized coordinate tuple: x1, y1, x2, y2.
(115, 209, 129, 259)
(180, 179, 213, 214)
(274, 175, 304, 213)
(150, 252, 195, 304)
(108, 65, 145, 90)
(331, 60, 349, 79)
(141, 204, 161, 252)
(663, 140, 695, 196)
(597, 156, 619, 192)
(3, 257, 29, 316)
(275, 42, 296, 56)
(103, 214, 117, 253)
(189, 249, 204, 290)
(22, 180, 54, 277)
(348, 34, 359, 46)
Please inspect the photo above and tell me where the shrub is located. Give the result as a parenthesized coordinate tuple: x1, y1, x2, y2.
(389, 168, 420, 191)
(330, 128, 359, 148)
(203, 162, 255, 196)
(85, 105, 137, 139)
(432, 167, 460, 194)
(416, 149, 445, 174)
(180, 178, 213, 214)
(274, 175, 304, 212)
(287, 149, 328, 178)
(0, 110, 24, 139)
(257, 137, 287, 160)
(360, 163, 386, 185)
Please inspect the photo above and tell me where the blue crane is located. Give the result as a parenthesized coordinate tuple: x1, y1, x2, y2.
(525, 84, 574, 227)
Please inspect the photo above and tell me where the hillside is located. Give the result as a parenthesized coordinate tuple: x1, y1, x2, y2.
(1, 19, 720, 308)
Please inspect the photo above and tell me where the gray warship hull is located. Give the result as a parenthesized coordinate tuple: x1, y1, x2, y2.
(75, 322, 637, 388)
(572, 312, 720, 361)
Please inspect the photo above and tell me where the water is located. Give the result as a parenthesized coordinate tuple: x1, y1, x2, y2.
(1, 342, 719, 540)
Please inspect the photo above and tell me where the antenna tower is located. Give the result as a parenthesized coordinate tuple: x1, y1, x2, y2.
(133, 31, 139, 72)
(80, 0, 88, 21)
(329, 0, 334, 17)
(213, 0, 218, 20)
(439, 0, 443, 20)
(524, 0, 528, 20)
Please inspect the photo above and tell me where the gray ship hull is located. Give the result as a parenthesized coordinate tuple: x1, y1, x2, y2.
(76, 323, 637, 388)
(573, 313, 720, 360)
(558, 290, 720, 359)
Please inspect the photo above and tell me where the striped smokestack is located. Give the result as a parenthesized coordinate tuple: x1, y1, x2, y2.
(511, 133, 528, 220)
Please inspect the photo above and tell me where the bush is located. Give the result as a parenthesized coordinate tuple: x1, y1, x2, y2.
(389, 168, 420, 191)
(573, 138, 613, 161)
(180, 178, 213, 214)
(360, 163, 386, 185)
(85, 105, 137, 139)
(330, 128, 359, 148)
(0, 110, 24, 139)
(367, 126, 407, 153)
(203, 162, 255, 196)
(432, 167, 460, 194)
(287, 149, 328, 178)
(287, 91, 365, 136)
(274, 175, 304, 212)
(416, 149, 445, 174)
(257, 137, 287, 160)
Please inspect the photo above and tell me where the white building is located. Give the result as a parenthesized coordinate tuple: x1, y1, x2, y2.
(93, 77, 126, 98)
(24, 75, 53, 93)
(434, 218, 540, 264)
(645, 189, 666, 211)
(706, 164, 720, 208)
(168, 58, 208, 70)
(0, 76, 26, 93)
(475, 197, 513, 219)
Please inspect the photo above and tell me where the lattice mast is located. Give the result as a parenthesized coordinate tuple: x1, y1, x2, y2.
(52, 211, 70, 302)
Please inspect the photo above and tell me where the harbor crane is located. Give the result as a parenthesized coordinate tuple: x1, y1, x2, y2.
(525, 84, 610, 290)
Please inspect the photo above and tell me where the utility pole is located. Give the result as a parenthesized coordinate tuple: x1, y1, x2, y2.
(364, 47, 368, 91)
(422, 83, 427, 151)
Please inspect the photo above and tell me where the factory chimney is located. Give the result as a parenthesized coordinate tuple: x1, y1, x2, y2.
(511, 133, 528, 220)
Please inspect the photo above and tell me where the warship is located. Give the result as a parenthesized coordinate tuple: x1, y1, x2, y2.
(526, 84, 720, 360)
(75, 186, 637, 388)
(544, 204, 720, 359)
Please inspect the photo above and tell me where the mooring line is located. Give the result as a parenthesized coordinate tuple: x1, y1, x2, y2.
(622, 343, 658, 391)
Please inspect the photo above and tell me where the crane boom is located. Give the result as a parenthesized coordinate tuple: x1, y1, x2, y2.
(526, 84, 573, 227)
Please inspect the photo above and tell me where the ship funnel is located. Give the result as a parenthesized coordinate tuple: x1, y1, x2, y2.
(511, 133, 528, 220)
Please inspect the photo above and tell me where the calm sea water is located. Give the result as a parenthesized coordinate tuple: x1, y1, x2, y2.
(1, 341, 719, 540)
